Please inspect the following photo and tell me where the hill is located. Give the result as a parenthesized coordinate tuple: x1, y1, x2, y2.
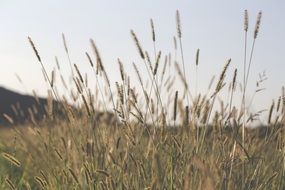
(0, 87, 49, 125)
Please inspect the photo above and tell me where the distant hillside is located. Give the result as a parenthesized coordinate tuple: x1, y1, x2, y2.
(0, 87, 51, 125)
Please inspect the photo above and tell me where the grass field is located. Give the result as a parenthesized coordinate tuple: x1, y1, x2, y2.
(1, 10, 285, 190)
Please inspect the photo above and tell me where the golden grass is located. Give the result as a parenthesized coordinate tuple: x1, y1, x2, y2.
(0, 9, 284, 190)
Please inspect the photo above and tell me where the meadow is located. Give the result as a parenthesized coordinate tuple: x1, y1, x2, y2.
(0, 10, 285, 190)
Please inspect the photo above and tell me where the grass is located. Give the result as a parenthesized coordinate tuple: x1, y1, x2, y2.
(0, 10, 285, 190)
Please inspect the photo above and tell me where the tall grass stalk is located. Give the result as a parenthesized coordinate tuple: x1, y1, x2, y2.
(176, 10, 193, 106)
(241, 10, 262, 188)
(62, 33, 74, 77)
(28, 37, 59, 102)
(90, 39, 117, 120)
(85, 52, 108, 112)
(199, 59, 231, 151)
(131, 30, 164, 126)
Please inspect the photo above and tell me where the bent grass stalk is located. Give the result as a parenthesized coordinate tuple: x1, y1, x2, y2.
(28, 37, 60, 102)
(90, 39, 118, 122)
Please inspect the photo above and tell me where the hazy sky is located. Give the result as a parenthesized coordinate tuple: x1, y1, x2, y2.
(0, 0, 284, 118)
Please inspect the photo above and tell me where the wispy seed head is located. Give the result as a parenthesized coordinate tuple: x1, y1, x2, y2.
(90, 39, 104, 74)
(118, 58, 125, 81)
(28, 36, 41, 62)
(55, 56, 60, 70)
(196, 49, 200, 66)
(85, 52, 94, 67)
(254, 11, 262, 39)
(244, 10, 249, 32)
(215, 59, 231, 94)
(154, 51, 161, 76)
(173, 91, 178, 121)
(176, 10, 182, 38)
(51, 70, 55, 87)
(145, 51, 153, 72)
(173, 36, 177, 50)
(74, 64, 83, 83)
(62, 33, 69, 53)
(130, 30, 145, 59)
(232, 68, 237, 91)
(150, 19, 156, 42)
(268, 100, 274, 124)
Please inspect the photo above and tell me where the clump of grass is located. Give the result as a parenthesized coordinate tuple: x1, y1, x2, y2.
(1, 9, 284, 190)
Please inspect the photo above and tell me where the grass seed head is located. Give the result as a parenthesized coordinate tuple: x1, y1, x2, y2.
(254, 11, 262, 39)
(176, 10, 182, 38)
(28, 36, 41, 62)
(150, 18, 156, 42)
(130, 30, 145, 59)
(244, 10, 249, 32)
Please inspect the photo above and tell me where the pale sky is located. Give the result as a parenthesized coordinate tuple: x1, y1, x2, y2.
(0, 0, 284, 120)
